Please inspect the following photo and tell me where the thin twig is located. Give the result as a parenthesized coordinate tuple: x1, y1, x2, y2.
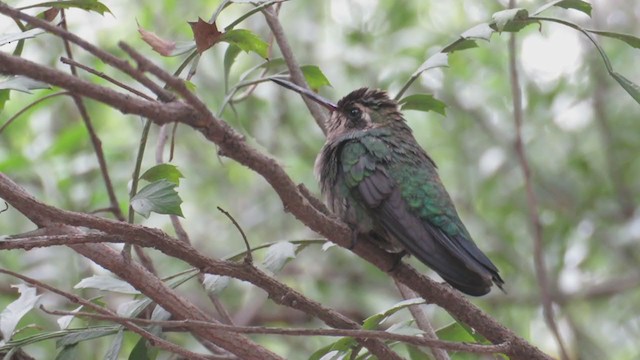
(60, 56, 154, 101)
(395, 280, 450, 360)
(507, 3, 569, 359)
(59, 9, 125, 223)
(261, 5, 328, 133)
(217, 206, 252, 263)
(45, 308, 511, 355)
(0, 268, 214, 360)
(0, 91, 71, 135)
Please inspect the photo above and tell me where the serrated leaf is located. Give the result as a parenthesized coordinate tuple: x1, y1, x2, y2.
(533, 0, 592, 17)
(610, 71, 640, 105)
(130, 180, 184, 218)
(301, 65, 332, 91)
(21, 1, 112, 15)
(140, 164, 184, 185)
(202, 274, 230, 295)
(399, 94, 446, 115)
(442, 39, 478, 53)
(222, 29, 269, 58)
(0, 76, 51, 93)
(57, 327, 117, 347)
(188, 18, 223, 54)
(0, 28, 45, 46)
(57, 305, 82, 330)
(224, 44, 242, 90)
(74, 275, 140, 294)
(262, 241, 297, 273)
(587, 30, 640, 49)
(461, 23, 494, 41)
(492, 8, 529, 32)
(0, 284, 41, 341)
(104, 329, 124, 360)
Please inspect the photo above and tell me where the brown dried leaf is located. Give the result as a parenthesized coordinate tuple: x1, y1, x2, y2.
(188, 18, 223, 54)
(43, 8, 60, 22)
(138, 24, 176, 56)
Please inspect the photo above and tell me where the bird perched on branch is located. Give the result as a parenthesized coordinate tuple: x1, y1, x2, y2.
(272, 78, 504, 296)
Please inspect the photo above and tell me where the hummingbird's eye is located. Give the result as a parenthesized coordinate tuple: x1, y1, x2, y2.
(347, 107, 361, 120)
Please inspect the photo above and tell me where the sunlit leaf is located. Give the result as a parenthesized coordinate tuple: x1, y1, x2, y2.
(461, 23, 494, 41)
(0, 284, 41, 341)
(442, 39, 478, 53)
(222, 29, 269, 58)
(74, 275, 140, 294)
(0, 76, 50, 93)
(491, 8, 529, 32)
(57, 305, 83, 330)
(399, 94, 446, 115)
(140, 164, 184, 185)
(414, 52, 449, 75)
(0, 28, 44, 46)
(301, 65, 332, 90)
(130, 180, 184, 218)
(202, 274, 230, 295)
(262, 241, 297, 273)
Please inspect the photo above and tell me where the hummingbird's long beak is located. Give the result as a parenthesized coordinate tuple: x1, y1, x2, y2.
(270, 77, 337, 111)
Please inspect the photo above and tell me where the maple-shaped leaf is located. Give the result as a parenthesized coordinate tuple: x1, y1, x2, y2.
(188, 17, 223, 54)
(138, 24, 176, 56)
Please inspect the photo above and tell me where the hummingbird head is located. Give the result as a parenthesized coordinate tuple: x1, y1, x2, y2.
(270, 78, 404, 140)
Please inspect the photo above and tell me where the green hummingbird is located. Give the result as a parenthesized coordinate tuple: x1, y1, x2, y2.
(272, 78, 504, 296)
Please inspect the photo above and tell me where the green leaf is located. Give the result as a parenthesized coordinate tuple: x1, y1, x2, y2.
(301, 65, 332, 91)
(610, 71, 640, 105)
(129, 336, 157, 360)
(0, 89, 10, 112)
(362, 297, 424, 330)
(491, 8, 530, 32)
(0, 285, 41, 341)
(74, 275, 140, 294)
(224, 44, 242, 91)
(130, 180, 184, 218)
(20, 1, 112, 15)
(57, 328, 117, 347)
(442, 39, 478, 53)
(0, 28, 44, 46)
(55, 345, 79, 360)
(104, 330, 124, 360)
(533, 0, 592, 17)
(262, 241, 298, 273)
(406, 344, 435, 360)
(0, 76, 51, 93)
(221, 29, 269, 58)
(587, 30, 640, 49)
(140, 164, 184, 185)
(399, 94, 447, 115)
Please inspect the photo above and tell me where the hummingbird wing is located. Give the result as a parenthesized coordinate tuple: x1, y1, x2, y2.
(342, 136, 503, 296)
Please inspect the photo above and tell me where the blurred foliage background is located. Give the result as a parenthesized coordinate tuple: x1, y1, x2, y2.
(1, 0, 639, 359)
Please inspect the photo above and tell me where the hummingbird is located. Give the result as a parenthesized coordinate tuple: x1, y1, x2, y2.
(272, 78, 504, 296)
